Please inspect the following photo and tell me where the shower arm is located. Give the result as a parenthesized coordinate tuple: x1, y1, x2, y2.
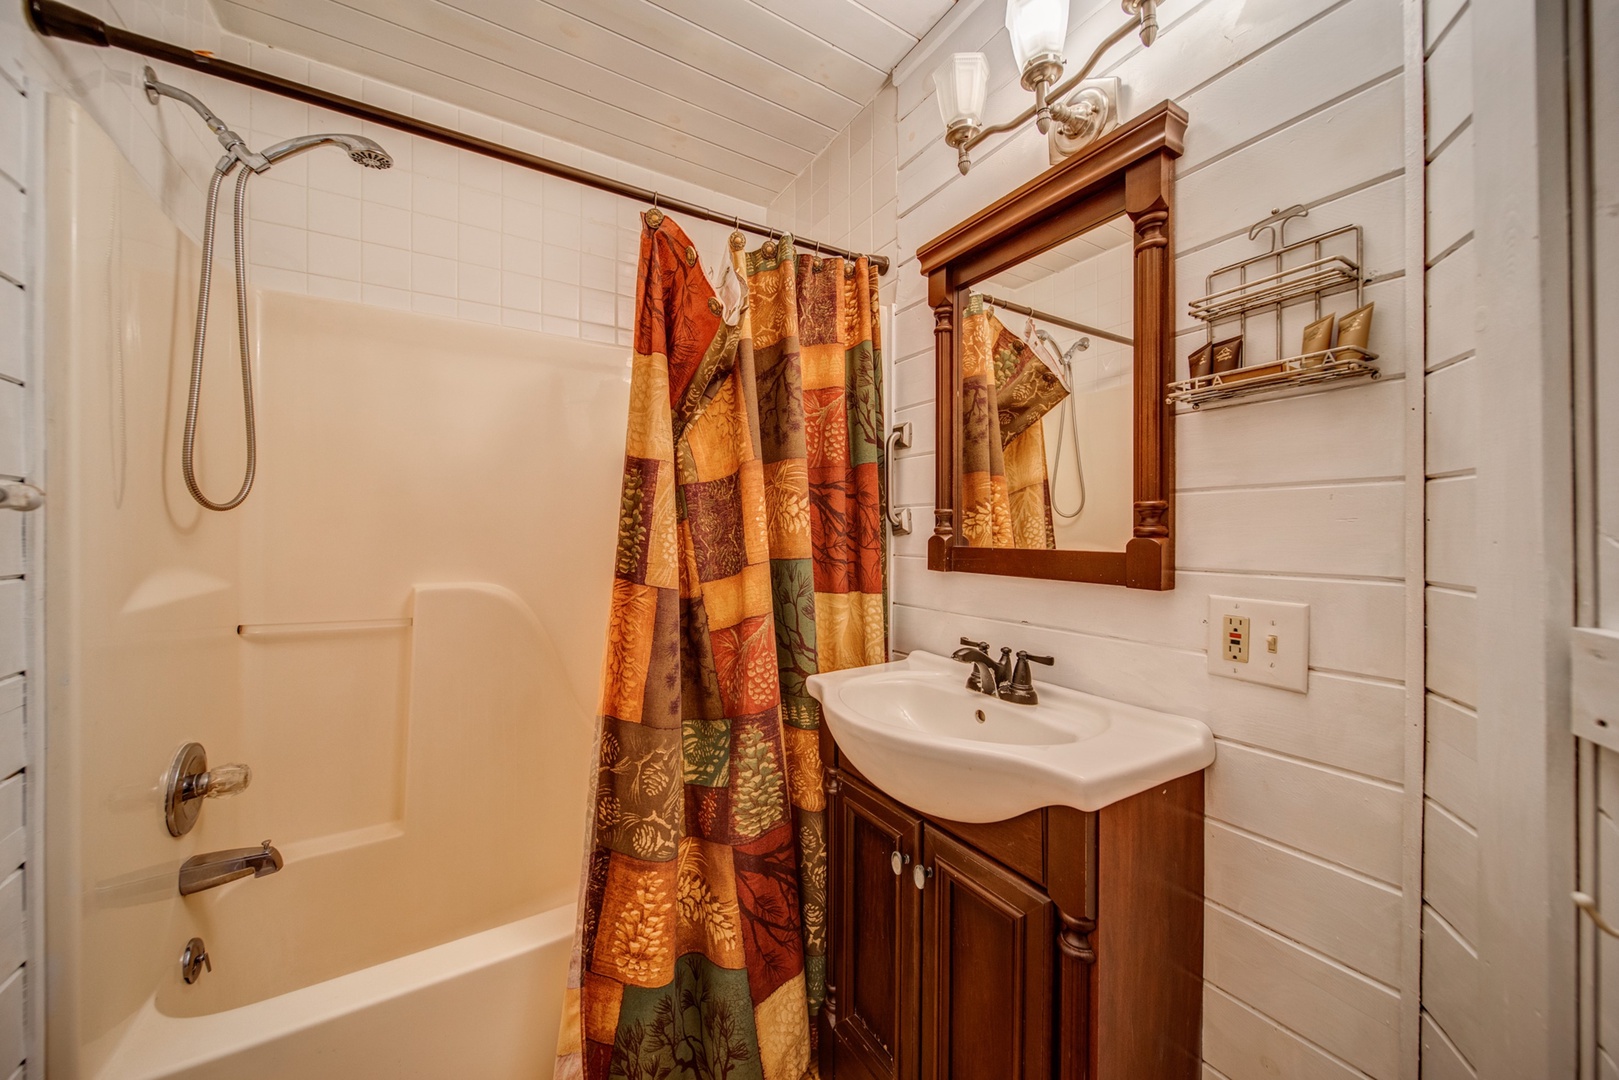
(142, 67, 268, 173)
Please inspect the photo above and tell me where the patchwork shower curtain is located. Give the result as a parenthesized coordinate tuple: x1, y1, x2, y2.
(958, 297, 1070, 549)
(557, 213, 886, 1080)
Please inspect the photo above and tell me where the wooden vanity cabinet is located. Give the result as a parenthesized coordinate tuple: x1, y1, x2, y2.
(920, 827, 1053, 1080)
(823, 766, 1202, 1080)
(830, 773, 923, 1080)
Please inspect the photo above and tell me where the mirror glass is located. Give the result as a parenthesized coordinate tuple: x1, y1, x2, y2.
(957, 214, 1135, 552)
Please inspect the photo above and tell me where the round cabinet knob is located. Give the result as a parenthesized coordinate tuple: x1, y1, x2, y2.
(890, 850, 910, 876)
(912, 864, 934, 890)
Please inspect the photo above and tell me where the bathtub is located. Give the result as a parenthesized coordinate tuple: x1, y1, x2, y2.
(45, 102, 622, 1080)
(100, 905, 575, 1080)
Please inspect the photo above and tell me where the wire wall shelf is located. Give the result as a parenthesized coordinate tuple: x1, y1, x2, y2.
(1168, 348, 1379, 408)
(1169, 206, 1379, 410)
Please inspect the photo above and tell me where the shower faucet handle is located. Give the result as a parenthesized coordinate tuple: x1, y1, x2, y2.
(164, 743, 253, 837)
(188, 762, 252, 800)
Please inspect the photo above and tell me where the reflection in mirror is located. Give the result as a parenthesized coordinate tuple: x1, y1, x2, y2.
(958, 214, 1136, 552)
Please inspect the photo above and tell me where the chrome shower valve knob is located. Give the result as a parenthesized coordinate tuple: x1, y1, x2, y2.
(184, 761, 252, 801)
(164, 742, 253, 837)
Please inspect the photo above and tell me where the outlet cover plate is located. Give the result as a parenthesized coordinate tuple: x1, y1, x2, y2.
(1207, 596, 1309, 693)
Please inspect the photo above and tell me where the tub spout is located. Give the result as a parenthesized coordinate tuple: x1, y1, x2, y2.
(179, 840, 283, 896)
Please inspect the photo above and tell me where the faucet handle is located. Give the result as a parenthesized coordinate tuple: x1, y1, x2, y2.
(1004, 651, 1055, 705)
(959, 636, 989, 651)
(193, 762, 252, 799)
(1011, 651, 1055, 686)
(165, 743, 253, 836)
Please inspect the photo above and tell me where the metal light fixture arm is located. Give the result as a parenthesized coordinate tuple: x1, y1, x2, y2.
(951, 4, 1158, 175)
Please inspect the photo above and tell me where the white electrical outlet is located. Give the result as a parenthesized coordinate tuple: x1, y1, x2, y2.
(1223, 615, 1250, 662)
(1207, 596, 1310, 693)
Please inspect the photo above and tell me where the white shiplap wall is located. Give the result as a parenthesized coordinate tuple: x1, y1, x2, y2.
(1418, 1, 1479, 1076)
(0, 20, 32, 1079)
(773, 0, 1429, 1075)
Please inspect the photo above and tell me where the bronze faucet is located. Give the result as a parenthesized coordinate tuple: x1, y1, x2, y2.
(951, 638, 1054, 704)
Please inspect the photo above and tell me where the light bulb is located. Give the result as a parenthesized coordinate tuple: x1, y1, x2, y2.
(1005, 0, 1070, 75)
(933, 52, 990, 131)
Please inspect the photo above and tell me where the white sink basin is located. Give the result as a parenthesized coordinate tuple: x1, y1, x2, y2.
(806, 651, 1215, 821)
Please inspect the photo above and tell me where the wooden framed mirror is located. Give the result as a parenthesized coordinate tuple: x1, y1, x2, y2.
(917, 101, 1186, 590)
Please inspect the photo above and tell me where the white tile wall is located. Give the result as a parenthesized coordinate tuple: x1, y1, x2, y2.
(16, 0, 766, 347)
(767, 85, 901, 309)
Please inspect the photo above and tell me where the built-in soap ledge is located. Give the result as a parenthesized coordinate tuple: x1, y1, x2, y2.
(236, 617, 412, 639)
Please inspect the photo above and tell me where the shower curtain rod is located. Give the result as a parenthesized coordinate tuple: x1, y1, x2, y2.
(972, 291, 1135, 347)
(25, 0, 889, 275)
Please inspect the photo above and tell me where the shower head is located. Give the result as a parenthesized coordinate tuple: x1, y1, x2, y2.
(1035, 327, 1090, 361)
(259, 133, 394, 170)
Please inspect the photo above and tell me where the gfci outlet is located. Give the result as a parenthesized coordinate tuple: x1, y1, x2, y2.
(1207, 596, 1310, 693)
(1222, 615, 1251, 662)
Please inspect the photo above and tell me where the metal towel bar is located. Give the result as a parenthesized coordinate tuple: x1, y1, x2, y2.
(886, 423, 913, 535)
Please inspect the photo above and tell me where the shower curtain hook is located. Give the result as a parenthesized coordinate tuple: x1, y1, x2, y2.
(646, 191, 664, 230)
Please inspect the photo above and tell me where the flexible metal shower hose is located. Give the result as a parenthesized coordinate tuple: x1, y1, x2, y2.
(1051, 357, 1087, 521)
(181, 163, 257, 511)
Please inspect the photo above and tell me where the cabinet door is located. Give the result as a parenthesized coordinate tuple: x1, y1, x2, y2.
(832, 774, 924, 1080)
(920, 826, 1054, 1080)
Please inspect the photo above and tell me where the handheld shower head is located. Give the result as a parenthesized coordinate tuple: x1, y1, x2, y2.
(347, 143, 393, 169)
(259, 133, 393, 170)
(1035, 327, 1090, 362)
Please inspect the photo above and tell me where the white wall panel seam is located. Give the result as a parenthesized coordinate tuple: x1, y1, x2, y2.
(1402, 0, 1431, 1076)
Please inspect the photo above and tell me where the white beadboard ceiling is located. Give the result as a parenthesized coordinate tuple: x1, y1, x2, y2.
(209, 0, 957, 204)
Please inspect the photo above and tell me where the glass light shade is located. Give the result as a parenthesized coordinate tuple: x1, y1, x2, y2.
(1005, 0, 1070, 71)
(933, 53, 990, 129)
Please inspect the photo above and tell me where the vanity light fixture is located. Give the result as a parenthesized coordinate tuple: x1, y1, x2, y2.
(934, 52, 991, 157)
(936, 0, 1163, 175)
